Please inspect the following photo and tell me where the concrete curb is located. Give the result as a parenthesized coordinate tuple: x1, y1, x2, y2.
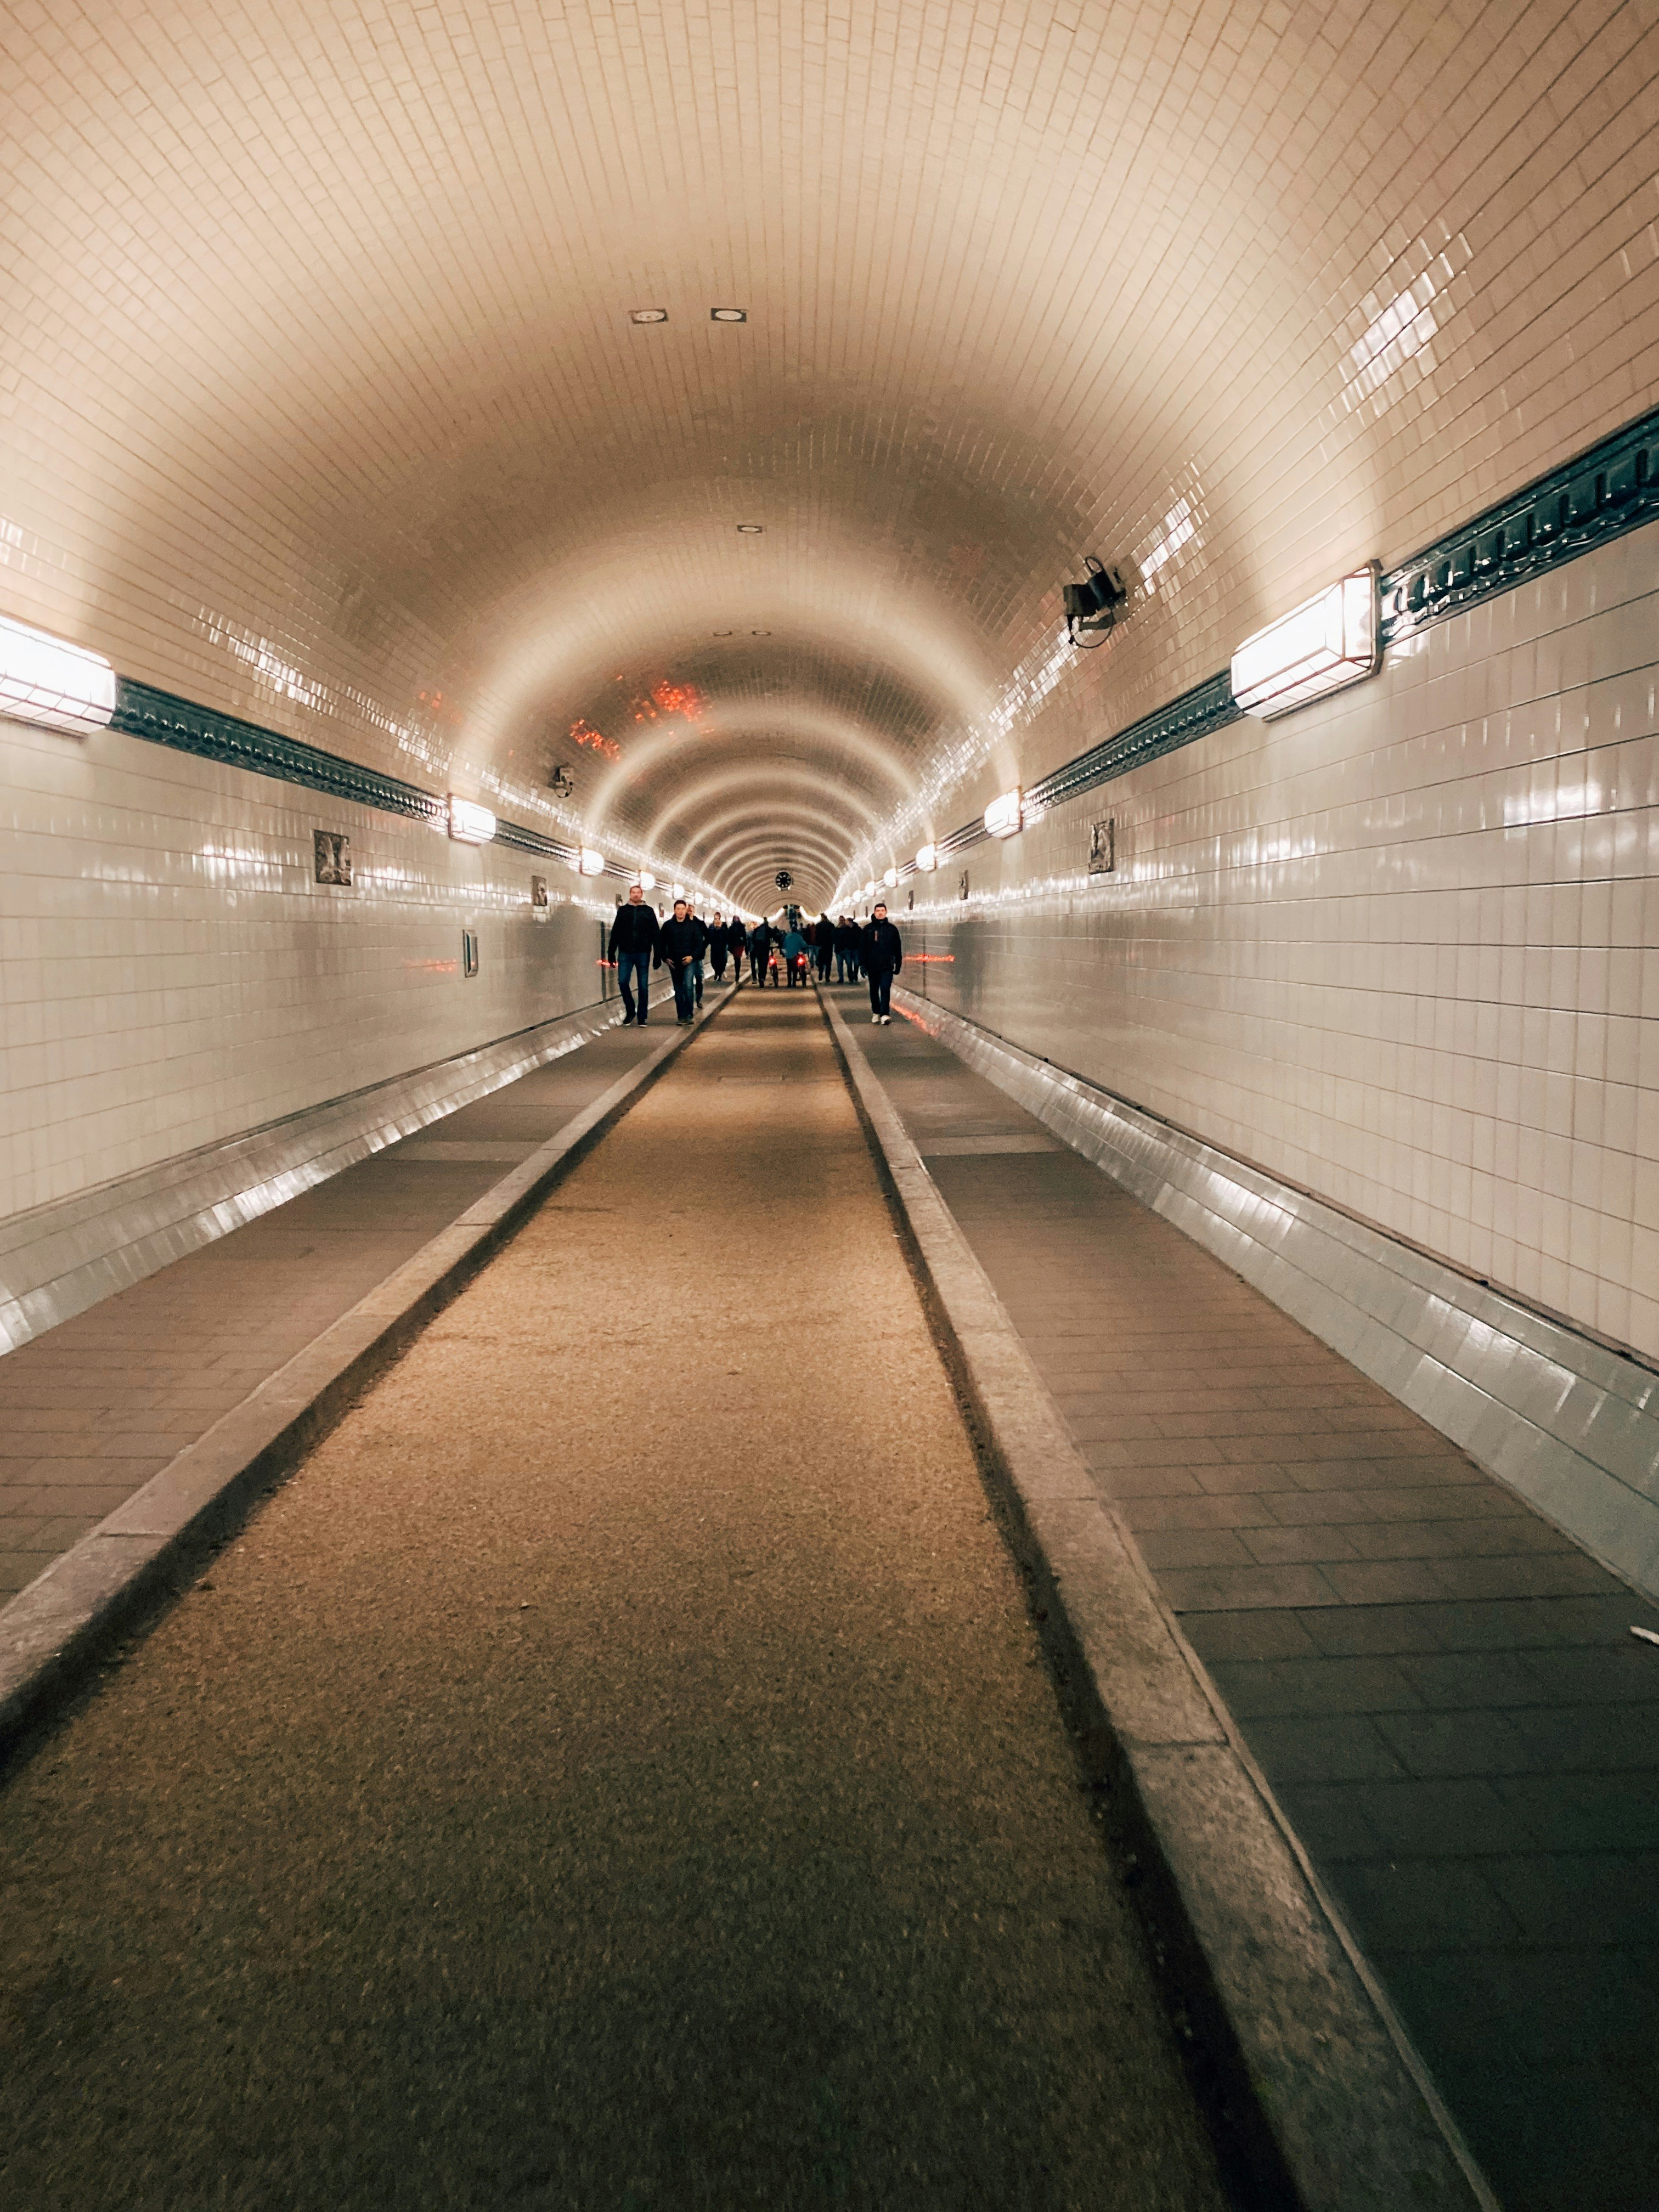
(818, 986, 1497, 2212)
(0, 988, 735, 1767)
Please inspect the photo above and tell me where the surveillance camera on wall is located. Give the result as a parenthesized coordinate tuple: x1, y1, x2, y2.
(548, 764, 575, 797)
(1063, 556, 1128, 650)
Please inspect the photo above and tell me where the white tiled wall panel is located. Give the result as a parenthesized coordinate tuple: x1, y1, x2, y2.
(4, 3, 1659, 912)
(0, 720, 612, 1222)
(905, 520, 1659, 1364)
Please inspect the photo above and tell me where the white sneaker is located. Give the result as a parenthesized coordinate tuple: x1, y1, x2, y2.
(881, 1014, 891, 1024)
(871, 1014, 879, 1024)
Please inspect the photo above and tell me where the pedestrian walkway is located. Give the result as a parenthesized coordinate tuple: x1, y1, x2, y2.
(0, 994, 1228, 2211)
(0, 1012, 682, 1604)
(845, 987, 1659, 2212)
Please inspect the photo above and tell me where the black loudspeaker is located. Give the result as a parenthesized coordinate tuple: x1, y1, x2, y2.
(1063, 557, 1128, 644)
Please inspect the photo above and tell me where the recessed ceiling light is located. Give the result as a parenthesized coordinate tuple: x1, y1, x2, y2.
(629, 308, 668, 324)
(712, 629, 733, 637)
(751, 628, 771, 636)
(735, 523, 764, 533)
(710, 307, 747, 323)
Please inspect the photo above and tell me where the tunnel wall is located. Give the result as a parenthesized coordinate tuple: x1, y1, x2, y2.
(905, 514, 1659, 1369)
(0, 713, 614, 1227)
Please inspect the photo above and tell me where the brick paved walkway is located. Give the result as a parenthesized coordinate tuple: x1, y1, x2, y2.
(0, 1015, 672, 1604)
(851, 990, 1659, 2212)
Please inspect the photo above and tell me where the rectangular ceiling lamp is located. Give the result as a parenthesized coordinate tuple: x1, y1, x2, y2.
(1230, 566, 1380, 719)
(984, 787, 1023, 838)
(914, 843, 937, 872)
(448, 795, 496, 845)
(0, 612, 116, 733)
(578, 846, 606, 876)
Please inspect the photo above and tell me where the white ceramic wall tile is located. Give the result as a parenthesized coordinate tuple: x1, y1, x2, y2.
(0, 718, 618, 1224)
(902, 520, 1659, 1365)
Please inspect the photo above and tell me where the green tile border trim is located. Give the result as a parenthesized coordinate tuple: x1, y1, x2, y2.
(110, 677, 584, 867)
(906, 399, 1659, 874)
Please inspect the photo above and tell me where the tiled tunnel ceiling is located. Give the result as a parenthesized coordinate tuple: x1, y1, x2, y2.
(3, 0, 1654, 907)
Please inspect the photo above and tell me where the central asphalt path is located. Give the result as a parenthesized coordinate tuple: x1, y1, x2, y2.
(0, 993, 1227, 2211)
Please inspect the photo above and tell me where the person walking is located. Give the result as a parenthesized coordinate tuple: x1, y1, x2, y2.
(659, 898, 702, 1024)
(608, 883, 661, 1026)
(782, 919, 809, 986)
(860, 901, 903, 1024)
(814, 912, 836, 981)
(834, 914, 861, 984)
(748, 916, 773, 985)
(707, 912, 730, 985)
(687, 903, 709, 1006)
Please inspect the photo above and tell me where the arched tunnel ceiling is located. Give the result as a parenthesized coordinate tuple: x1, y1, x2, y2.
(3, 1, 1652, 907)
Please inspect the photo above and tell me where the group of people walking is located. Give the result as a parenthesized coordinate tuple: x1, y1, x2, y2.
(606, 887, 904, 1026)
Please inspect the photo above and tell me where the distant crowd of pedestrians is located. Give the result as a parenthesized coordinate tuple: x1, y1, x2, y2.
(606, 889, 904, 1026)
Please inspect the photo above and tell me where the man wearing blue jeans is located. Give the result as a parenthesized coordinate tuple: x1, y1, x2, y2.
(607, 883, 661, 1025)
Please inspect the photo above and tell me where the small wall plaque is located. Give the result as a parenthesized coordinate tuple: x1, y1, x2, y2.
(531, 873, 548, 909)
(314, 830, 352, 885)
(1089, 817, 1116, 874)
(462, 929, 480, 978)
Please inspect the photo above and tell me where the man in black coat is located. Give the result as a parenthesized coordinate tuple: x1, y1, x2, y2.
(608, 884, 661, 1026)
(659, 898, 703, 1023)
(814, 913, 836, 981)
(860, 903, 903, 1024)
(748, 918, 773, 985)
(833, 916, 861, 984)
(686, 904, 710, 1005)
(707, 912, 731, 983)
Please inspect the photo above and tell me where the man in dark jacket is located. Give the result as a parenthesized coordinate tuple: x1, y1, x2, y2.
(814, 913, 836, 981)
(707, 912, 731, 984)
(748, 918, 773, 985)
(860, 903, 903, 1024)
(659, 899, 702, 1023)
(608, 884, 661, 1026)
(834, 916, 861, 984)
(686, 904, 710, 1005)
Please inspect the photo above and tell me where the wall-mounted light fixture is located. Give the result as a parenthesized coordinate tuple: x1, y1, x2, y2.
(1062, 557, 1129, 651)
(710, 307, 748, 323)
(984, 788, 1023, 838)
(637, 870, 656, 890)
(0, 611, 116, 733)
(578, 847, 606, 876)
(1231, 565, 1380, 719)
(670, 883, 686, 902)
(914, 843, 937, 873)
(448, 795, 496, 845)
(883, 866, 899, 887)
(629, 308, 668, 324)
(735, 523, 765, 534)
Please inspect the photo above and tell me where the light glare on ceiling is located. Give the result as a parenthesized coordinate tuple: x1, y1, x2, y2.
(0, 612, 116, 733)
(1231, 566, 1380, 719)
